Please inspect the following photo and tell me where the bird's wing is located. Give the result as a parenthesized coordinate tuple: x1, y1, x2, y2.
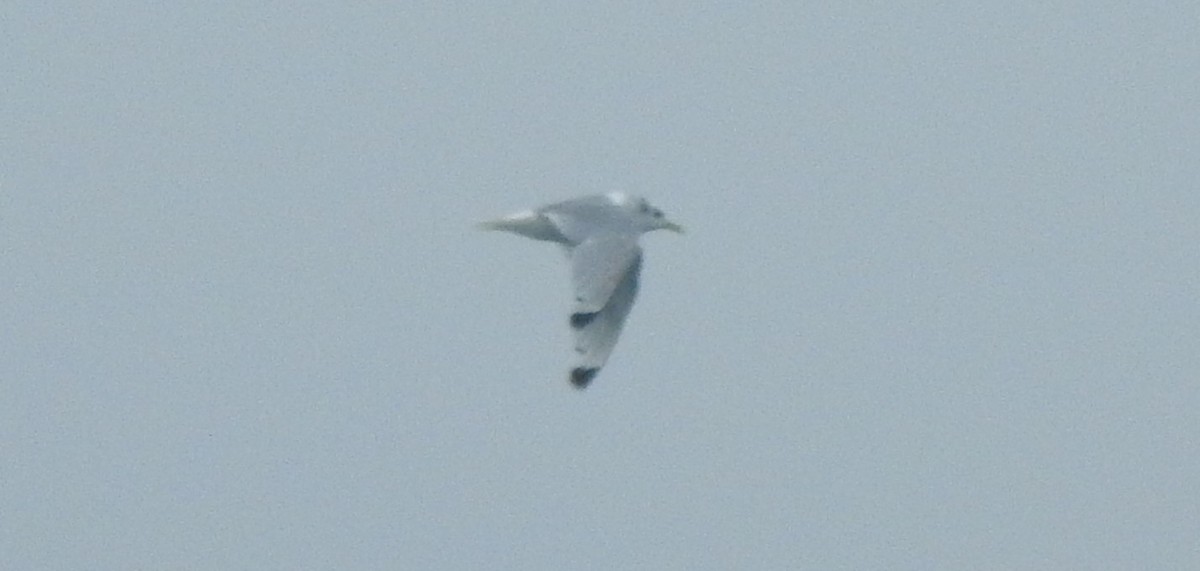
(569, 234, 641, 314)
(567, 238, 642, 388)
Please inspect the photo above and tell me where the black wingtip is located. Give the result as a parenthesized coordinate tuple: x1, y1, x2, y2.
(570, 367, 599, 389)
(570, 311, 599, 329)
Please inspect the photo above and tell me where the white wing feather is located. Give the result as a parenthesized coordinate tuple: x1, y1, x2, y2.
(569, 247, 642, 388)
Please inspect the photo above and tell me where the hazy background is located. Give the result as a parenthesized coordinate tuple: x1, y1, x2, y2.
(4, 2, 1198, 569)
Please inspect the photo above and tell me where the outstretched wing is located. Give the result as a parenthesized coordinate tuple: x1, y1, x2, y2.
(568, 238, 642, 389)
(570, 234, 641, 314)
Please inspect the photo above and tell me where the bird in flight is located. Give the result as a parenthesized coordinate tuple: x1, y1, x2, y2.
(479, 192, 683, 389)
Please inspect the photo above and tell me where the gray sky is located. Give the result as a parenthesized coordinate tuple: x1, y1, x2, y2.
(4, 2, 1198, 569)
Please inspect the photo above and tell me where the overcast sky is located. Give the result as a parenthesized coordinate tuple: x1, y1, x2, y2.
(4, 2, 1198, 569)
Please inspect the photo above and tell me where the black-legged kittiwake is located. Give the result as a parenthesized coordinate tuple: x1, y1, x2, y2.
(478, 192, 683, 389)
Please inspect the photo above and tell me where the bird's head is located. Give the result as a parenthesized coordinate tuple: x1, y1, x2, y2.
(606, 192, 684, 234)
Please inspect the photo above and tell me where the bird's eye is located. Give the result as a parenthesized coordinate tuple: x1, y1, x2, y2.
(638, 203, 649, 213)
(653, 210, 663, 218)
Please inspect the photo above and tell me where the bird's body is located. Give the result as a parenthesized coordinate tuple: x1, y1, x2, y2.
(479, 192, 683, 389)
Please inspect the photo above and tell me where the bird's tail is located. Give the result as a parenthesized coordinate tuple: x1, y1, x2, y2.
(476, 210, 536, 232)
(475, 210, 562, 242)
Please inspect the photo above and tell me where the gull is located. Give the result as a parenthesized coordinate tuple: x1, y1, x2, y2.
(479, 192, 683, 389)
